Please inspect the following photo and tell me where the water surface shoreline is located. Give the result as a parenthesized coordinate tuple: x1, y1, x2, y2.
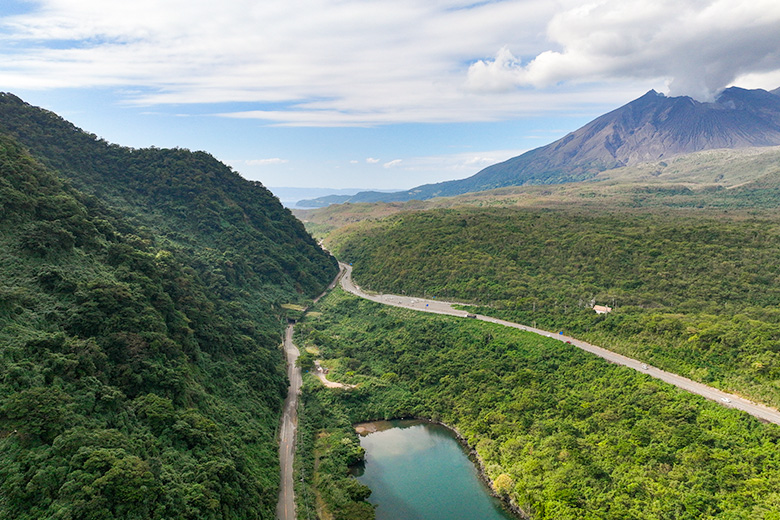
(353, 418, 529, 520)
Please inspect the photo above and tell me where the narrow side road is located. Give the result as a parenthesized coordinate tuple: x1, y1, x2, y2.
(276, 325, 301, 520)
(313, 360, 356, 389)
(339, 263, 780, 426)
(275, 265, 344, 519)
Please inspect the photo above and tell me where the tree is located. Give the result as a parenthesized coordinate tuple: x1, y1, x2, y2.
(1, 387, 71, 444)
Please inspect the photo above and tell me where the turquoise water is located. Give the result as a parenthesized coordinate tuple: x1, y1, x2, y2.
(354, 420, 516, 520)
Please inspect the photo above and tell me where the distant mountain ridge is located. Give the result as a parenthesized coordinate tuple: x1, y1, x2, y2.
(300, 86, 780, 207)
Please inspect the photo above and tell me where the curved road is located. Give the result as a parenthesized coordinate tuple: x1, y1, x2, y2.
(339, 263, 780, 426)
(276, 324, 301, 520)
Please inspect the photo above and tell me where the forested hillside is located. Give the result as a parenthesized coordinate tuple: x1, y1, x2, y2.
(0, 95, 338, 519)
(328, 208, 780, 407)
(0, 93, 336, 300)
(296, 290, 780, 519)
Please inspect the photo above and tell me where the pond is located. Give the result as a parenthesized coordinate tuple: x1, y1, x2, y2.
(352, 420, 517, 520)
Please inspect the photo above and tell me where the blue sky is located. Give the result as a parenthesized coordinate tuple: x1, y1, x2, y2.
(2, 1, 780, 191)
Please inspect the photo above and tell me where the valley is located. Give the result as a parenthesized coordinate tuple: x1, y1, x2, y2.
(3, 0, 780, 515)
(293, 203, 780, 519)
(4, 88, 780, 520)
(294, 289, 780, 519)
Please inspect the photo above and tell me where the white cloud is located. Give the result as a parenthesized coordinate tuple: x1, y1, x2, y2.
(463, 156, 500, 167)
(1, 0, 779, 125)
(465, 47, 524, 93)
(467, 0, 780, 101)
(245, 158, 288, 166)
(400, 150, 527, 174)
(383, 159, 402, 168)
(366, 157, 380, 164)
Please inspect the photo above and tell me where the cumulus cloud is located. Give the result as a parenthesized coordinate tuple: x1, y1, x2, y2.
(366, 157, 380, 164)
(466, 47, 524, 93)
(467, 0, 780, 101)
(245, 158, 288, 166)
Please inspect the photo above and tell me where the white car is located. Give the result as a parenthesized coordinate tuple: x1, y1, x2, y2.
(720, 397, 731, 403)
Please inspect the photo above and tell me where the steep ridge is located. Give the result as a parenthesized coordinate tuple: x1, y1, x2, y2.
(300, 86, 780, 206)
(0, 93, 337, 298)
(0, 95, 338, 519)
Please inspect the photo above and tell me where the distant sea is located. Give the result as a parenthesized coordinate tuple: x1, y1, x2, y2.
(268, 187, 397, 209)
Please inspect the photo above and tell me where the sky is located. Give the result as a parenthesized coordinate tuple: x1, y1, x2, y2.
(2, 0, 780, 192)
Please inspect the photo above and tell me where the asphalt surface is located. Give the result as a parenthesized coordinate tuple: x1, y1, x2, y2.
(339, 263, 780, 426)
(276, 325, 301, 520)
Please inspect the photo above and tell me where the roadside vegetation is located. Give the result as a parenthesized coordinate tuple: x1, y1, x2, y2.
(296, 289, 780, 519)
(294, 374, 374, 520)
(327, 207, 780, 408)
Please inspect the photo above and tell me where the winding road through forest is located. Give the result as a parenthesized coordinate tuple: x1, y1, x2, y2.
(339, 263, 780, 426)
(277, 262, 780, 518)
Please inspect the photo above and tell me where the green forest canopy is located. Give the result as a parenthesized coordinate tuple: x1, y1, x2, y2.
(327, 207, 780, 408)
(0, 94, 338, 519)
(296, 289, 780, 520)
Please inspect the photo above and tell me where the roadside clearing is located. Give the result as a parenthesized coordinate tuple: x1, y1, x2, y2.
(313, 360, 356, 389)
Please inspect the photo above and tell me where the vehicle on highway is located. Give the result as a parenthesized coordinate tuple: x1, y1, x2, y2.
(466, 313, 477, 318)
(721, 397, 731, 403)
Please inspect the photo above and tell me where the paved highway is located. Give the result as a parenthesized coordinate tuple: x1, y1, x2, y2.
(339, 263, 780, 426)
(276, 325, 301, 520)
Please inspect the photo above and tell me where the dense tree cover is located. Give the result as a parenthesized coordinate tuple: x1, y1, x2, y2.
(327, 207, 780, 407)
(294, 377, 374, 520)
(0, 113, 336, 519)
(297, 290, 780, 519)
(0, 93, 337, 301)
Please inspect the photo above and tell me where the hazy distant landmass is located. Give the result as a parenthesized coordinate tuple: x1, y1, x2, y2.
(267, 187, 399, 209)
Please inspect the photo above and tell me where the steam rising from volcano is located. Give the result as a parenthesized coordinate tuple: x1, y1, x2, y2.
(467, 0, 780, 101)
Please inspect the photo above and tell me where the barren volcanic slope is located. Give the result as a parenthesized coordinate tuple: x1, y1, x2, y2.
(301, 86, 780, 206)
